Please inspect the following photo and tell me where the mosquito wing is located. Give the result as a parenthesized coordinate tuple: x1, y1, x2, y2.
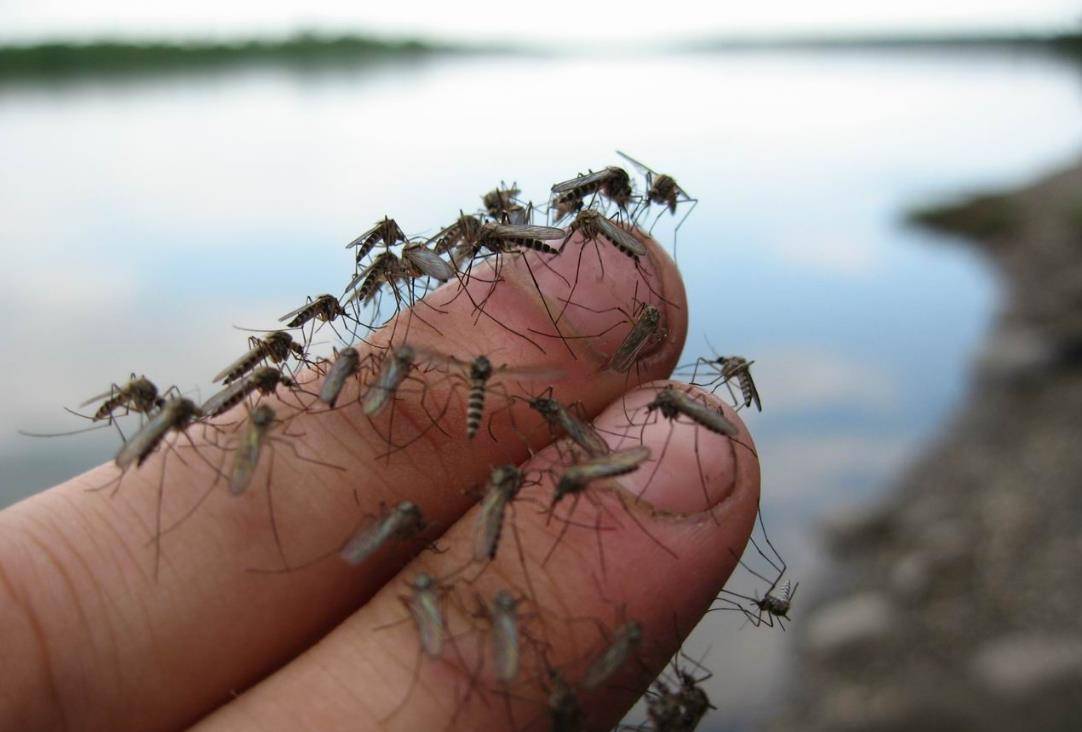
(79, 387, 119, 408)
(582, 621, 642, 689)
(345, 221, 381, 249)
(427, 220, 462, 253)
(212, 345, 261, 384)
(577, 445, 651, 480)
(595, 215, 648, 257)
(403, 245, 454, 282)
(229, 421, 268, 495)
(114, 404, 177, 470)
(494, 363, 567, 382)
(362, 353, 411, 416)
(551, 169, 612, 194)
(483, 223, 566, 241)
(607, 305, 662, 373)
(320, 348, 360, 407)
(671, 390, 738, 436)
(491, 592, 521, 683)
(474, 488, 511, 562)
(409, 582, 445, 657)
(340, 514, 397, 566)
(199, 379, 249, 419)
(557, 408, 610, 457)
(615, 150, 656, 176)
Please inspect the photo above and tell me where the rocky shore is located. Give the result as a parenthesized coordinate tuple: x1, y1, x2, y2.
(769, 160, 1082, 731)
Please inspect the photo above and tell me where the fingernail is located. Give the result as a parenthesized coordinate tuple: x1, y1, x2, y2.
(593, 384, 750, 515)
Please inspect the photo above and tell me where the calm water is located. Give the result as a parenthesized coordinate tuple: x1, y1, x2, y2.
(2, 48, 1081, 729)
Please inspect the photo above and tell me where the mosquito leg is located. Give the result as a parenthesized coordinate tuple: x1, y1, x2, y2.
(265, 448, 290, 570)
(637, 420, 675, 500)
(693, 424, 720, 525)
(152, 446, 170, 580)
(520, 254, 575, 359)
(672, 197, 698, 260)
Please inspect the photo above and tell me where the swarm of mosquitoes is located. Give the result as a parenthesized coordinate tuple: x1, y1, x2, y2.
(25, 152, 796, 731)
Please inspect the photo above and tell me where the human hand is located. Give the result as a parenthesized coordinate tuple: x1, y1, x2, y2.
(0, 231, 760, 731)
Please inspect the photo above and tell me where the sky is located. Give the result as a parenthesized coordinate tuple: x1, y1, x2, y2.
(0, 0, 1079, 44)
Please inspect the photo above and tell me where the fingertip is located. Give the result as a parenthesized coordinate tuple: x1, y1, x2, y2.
(592, 381, 759, 517)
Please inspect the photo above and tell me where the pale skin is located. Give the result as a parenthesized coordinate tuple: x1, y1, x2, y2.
(0, 231, 761, 731)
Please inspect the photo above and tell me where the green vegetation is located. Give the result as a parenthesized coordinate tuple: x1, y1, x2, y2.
(687, 31, 1082, 60)
(909, 193, 1021, 240)
(0, 33, 459, 79)
(1050, 32, 1082, 62)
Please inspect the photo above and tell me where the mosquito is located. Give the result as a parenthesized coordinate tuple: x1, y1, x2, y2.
(212, 331, 304, 385)
(83, 374, 166, 422)
(687, 355, 761, 412)
(552, 445, 652, 508)
(401, 240, 455, 283)
(607, 304, 663, 374)
(222, 404, 343, 496)
(475, 222, 565, 256)
(629, 385, 753, 521)
(431, 212, 484, 259)
(344, 251, 442, 345)
(443, 221, 571, 355)
(482, 185, 529, 224)
(114, 397, 202, 471)
(486, 590, 526, 684)
(581, 620, 643, 690)
(645, 386, 739, 439)
(343, 250, 404, 305)
(104, 396, 214, 577)
(339, 500, 426, 566)
(451, 588, 541, 729)
(714, 510, 797, 630)
(644, 648, 715, 731)
(318, 347, 364, 408)
(435, 353, 563, 440)
(616, 151, 698, 257)
(346, 215, 408, 263)
(279, 293, 346, 329)
(378, 572, 464, 724)
(562, 208, 647, 260)
(525, 388, 610, 459)
(228, 404, 277, 496)
(362, 344, 421, 417)
(717, 577, 797, 631)
(137, 404, 340, 570)
(546, 667, 585, 732)
(550, 166, 634, 221)
(543, 445, 674, 573)
(472, 465, 526, 563)
(200, 366, 298, 419)
(19, 374, 174, 441)
(546, 208, 667, 333)
(355, 345, 455, 459)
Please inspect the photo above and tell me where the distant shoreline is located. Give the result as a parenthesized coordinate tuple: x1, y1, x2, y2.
(0, 33, 476, 79)
(686, 31, 1081, 55)
(0, 31, 1077, 80)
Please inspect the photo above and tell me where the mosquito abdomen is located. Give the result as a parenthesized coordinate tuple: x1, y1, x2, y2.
(466, 377, 486, 438)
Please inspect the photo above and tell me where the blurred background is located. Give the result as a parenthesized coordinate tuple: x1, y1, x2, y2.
(2, 2, 1081, 730)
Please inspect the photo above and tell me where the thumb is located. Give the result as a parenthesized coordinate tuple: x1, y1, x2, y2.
(191, 382, 760, 731)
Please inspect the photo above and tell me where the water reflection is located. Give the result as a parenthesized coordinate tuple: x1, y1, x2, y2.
(1, 48, 1080, 728)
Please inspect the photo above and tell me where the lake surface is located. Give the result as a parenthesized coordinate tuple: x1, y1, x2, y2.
(2, 47, 1080, 729)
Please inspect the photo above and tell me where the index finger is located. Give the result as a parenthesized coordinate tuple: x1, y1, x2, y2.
(0, 230, 688, 732)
